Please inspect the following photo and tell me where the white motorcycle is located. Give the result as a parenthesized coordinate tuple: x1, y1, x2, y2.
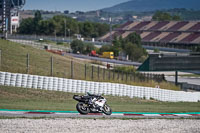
(73, 92, 112, 115)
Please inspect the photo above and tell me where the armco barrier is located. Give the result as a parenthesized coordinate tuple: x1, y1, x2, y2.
(0, 71, 200, 102)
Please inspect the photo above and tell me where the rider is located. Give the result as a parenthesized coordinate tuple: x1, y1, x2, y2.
(87, 92, 100, 106)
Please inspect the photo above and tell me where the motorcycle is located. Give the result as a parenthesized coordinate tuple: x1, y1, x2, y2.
(73, 92, 112, 115)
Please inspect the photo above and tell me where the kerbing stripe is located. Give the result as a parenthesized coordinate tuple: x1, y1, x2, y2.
(124, 114, 144, 116)
(175, 114, 191, 117)
(160, 114, 177, 116)
(143, 114, 161, 117)
(189, 114, 200, 116)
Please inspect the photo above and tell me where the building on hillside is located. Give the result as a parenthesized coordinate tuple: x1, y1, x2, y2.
(100, 21, 200, 49)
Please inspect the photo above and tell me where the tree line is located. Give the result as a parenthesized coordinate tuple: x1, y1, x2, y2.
(18, 11, 110, 38)
(70, 32, 147, 62)
(152, 11, 181, 21)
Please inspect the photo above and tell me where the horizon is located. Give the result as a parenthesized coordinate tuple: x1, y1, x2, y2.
(23, 0, 130, 12)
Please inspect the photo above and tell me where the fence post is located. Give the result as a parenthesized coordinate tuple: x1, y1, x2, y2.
(85, 64, 87, 79)
(150, 73, 153, 81)
(51, 56, 53, 76)
(133, 73, 136, 82)
(108, 69, 111, 80)
(117, 70, 119, 80)
(113, 70, 115, 80)
(98, 66, 100, 80)
(91, 65, 94, 80)
(26, 53, 30, 74)
(146, 73, 149, 82)
(103, 68, 105, 80)
(162, 74, 165, 81)
(122, 72, 124, 81)
(126, 73, 128, 82)
(71, 60, 74, 79)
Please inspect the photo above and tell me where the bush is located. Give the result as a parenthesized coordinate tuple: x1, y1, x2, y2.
(70, 40, 96, 54)
(154, 48, 160, 53)
(57, 42, 64, 45)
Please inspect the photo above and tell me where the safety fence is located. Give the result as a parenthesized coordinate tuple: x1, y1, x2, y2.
(0, 71, 200, 102)
(0, 47, 164, 83)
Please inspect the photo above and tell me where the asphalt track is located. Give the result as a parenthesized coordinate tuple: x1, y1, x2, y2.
(1, 109, 200, 119)
(65, 53, 142, 66)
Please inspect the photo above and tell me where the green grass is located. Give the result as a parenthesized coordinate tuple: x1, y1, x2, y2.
(0, 86, 200, 113)
(0, 39, 180, 90)
(0, 39, 86, 78)
(180, 74, 200, 77)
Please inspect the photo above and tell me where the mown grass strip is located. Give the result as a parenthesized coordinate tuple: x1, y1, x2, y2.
(0, 85, 200, 113)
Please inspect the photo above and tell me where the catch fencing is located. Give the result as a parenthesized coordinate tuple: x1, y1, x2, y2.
(0, 71, 200, 102)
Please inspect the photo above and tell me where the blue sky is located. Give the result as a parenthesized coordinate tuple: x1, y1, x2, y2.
(24, 0, 129, 12)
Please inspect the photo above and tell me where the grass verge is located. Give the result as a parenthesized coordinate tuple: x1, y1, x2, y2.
(0, 85, 199, 113)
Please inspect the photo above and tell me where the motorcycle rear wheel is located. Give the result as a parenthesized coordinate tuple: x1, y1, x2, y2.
(102, 104, 112, 115)
(76, 102, 90, 115)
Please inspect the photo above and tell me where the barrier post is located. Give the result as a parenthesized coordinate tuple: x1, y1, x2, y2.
(98, 66, 100, 80)
(84, 64, 87, 79)
(103, 68, 105, 80)
(26, 53, 29, 74)
(108, 69, 111, 80)
(51, 56, 53, 76)
(113, 70, 115, 80)
(117, 70, 119, 80)
(71, 60, 74, 79)
(91, 65, 94, 80)
(126, 73, 128, 82)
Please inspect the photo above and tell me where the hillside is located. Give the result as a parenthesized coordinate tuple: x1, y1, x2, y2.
(0, 39, 179, 90)
(0, 39, 87, 78)
(103, 0, 200, 13)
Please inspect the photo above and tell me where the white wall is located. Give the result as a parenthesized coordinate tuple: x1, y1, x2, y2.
(0, 71, 200, 102)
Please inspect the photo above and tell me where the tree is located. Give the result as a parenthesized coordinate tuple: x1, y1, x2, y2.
(172, 15, 181, 21)
(70, 40, 96, 54)
(70, 40, 84, 54)
(64, 10, 69, 14)
(52, 15, 65, 36)
(99, 45, 112, 54)
(125, 32, 142, 47)
(18, 14, 109, 38)
(18, 18, 34, 34)
(152, 11, 171, 21)
(100, 32, 147, 62)
(34, 10, 42, 22)
(33, 11, 42, 34)
(111, 36, 124, 56)
(38, 20, 55, 35)
(95, 23, 109, 37)
(124, 42, 147, 61)
(152, 11, 181, 21)
(84, 43, 95, 54)
(81, 21, 94, 37)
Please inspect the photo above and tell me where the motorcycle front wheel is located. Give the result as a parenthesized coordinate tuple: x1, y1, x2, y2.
(102, 104, 112, 115)
(76, 102, 90, 115)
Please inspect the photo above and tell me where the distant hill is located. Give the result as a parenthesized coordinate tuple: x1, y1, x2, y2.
(102, 0, 200, 13)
